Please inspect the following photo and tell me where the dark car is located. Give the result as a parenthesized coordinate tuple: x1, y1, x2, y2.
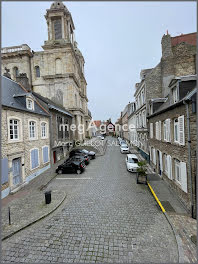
(70, 149, 96, 159)
(56, 160, 85, 174)
(69, 150, 90, 164)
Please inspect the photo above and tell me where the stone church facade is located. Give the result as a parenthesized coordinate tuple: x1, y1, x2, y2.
(1, 1, 92, 141)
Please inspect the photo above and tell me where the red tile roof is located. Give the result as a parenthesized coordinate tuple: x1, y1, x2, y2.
(93, 120, 101, 127)
(171, 32, 196, 47)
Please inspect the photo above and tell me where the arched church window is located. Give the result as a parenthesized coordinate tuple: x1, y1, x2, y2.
(35, 66, 40, 77)
(55, 58, 62, 74)
(54, 19, 62, 40)
(13, 67, 19, 79)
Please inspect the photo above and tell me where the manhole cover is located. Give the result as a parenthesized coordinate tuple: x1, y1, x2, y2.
(161, 201, 176, 212)
(191, 235, 197, 245)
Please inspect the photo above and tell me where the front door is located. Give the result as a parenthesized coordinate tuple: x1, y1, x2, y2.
(12, 158, 22, 186)
(53, 151, 56, 163)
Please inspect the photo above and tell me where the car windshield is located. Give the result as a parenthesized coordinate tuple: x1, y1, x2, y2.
(121, 144, 128, 148)
(82, 149, 88, 153)
(128, 158, 138, 163)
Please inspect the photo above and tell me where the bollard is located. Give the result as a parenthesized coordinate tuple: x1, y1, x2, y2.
(8, 207, 11, 225)
(45, 191, 51, 204)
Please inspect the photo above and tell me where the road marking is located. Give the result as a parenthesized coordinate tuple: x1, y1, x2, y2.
(56, 177, 93, 180)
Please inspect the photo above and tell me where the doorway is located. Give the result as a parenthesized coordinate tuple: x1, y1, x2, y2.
(12, 158, 22, 186)
(53, 151, 57, 163)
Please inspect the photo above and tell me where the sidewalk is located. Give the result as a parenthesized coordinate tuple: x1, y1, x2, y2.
(129, 145, 197, 263)
(2, 158, 66, 240)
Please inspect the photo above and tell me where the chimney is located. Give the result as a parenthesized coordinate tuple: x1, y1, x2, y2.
(161, 33, 173, 58)
(16, 73, 31, 92)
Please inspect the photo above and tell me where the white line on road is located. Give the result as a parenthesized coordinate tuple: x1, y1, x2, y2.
(56, 177, 93, 180)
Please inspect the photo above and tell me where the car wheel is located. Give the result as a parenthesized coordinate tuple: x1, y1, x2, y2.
(76, 169, 81, 174)
(57, 169, 63, 174)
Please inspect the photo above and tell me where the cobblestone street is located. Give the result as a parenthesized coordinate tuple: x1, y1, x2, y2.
(2, 137, 178, 263)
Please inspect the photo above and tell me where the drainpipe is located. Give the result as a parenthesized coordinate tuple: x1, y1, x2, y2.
(183, 100, 194, 218)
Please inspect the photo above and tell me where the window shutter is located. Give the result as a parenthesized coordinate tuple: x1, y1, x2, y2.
(150, 123, 153, 138)
(31, 150, 35, 169)
(159, 151, 163, 172)
(153, 148, 156, 165)
(166, 119, 171, 142)
(159, 121, 161, 140)
(1, 158, 9, 184)
(155, 122, 158, 139)
(149, 147, 152, 161)
(178, 115, 185, 145)
(180, 162, 187, 193)
(35, 149, 39, 167)
(43, 146, 49, 163)
(167, 155, 172, 179)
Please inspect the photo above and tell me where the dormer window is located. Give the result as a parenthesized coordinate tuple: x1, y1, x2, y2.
(26, 98, 34, 110)
(173, 86, 179, 103)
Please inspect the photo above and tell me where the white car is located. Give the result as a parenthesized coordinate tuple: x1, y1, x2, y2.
(125, 154, 139, 172)
(97, 135, 104, 140)
(120, 143, 129, 153)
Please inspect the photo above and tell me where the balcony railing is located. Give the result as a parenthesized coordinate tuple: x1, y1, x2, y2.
(1, 44, 31, 54)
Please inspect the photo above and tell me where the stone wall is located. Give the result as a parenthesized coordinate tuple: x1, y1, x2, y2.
(148, 103, 197, 214)
(1, 108, 50, 190)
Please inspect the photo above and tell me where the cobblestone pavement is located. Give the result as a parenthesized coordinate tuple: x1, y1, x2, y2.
(2, 137, 178, 263)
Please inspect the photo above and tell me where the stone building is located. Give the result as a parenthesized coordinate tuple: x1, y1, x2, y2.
(1, 1, 92, 141)
(148, 76, 197, 218)
(127, 102, 137, 145)
(1, 76, 50, 198)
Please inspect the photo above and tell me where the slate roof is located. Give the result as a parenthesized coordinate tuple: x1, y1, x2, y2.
(32, 91, 73, 117)
(1, 76, 49, 116)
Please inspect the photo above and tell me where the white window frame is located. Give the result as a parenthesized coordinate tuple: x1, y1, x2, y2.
(163, 121, 167, 141)
(174, 118, 179, 143)
(9, 119, 19, 140)
(41, 122, 47, 139)
(174, 159, 181, 184)
(155, 122, 159, 139)
(29, 120, 37, 140)
(42, 145, 50, 164)
(30, 147, 40, 170)
(163, 153, 168, 174)
(26, 98, 34, 110)
(173, 86, 179, 103)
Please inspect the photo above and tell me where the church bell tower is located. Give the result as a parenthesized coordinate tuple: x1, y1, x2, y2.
(42, 1, 75, 49)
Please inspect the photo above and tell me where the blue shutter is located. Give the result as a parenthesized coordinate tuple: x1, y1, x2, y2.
(31, 149, 35, 169)
(43, 146, 49, 163)
(35, 149, 39, 167)
(1, 158, 9, 184)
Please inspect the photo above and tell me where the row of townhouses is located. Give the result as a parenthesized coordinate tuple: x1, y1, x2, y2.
(1, 2, 92, 199)
(116, 32, 197, 218)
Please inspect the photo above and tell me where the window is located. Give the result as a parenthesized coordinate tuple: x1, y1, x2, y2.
(42, 146, 49, 164)
(9, 119, 19, 140)
(142, 110, 146, 127)
(55, 58, 62, 74)
(31, 149, 39, 169)
(35, 66, 40, 78)
(139, 113, 142, 127)
(175, 159, 181, 183)
(164, 119, 171, 142)
(164, 154, 168, 173)
(178, 115, 185, 145)
(41, 122, 47, 138)
(173, 87, 178, 103)
(26, 98, 34, 110)
(155, 122, 159, 139)
(163, 121, 167, 141)
(13, 67, 19, 78)
(174, 118, 179, 142)
(54, 19, 62, 40)
(75, 94, 77, 106)
(29, 121, 36, 139)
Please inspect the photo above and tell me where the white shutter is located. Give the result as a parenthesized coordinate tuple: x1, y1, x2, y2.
(159, 121, 161, 140)
(178, 115, 185, 146)
(167, 155, 172, 179)
(149, 146, 152, 161)
(150, 123, 153, 138)
(166, 119, 171, 142)
(180, 162, 187, 193)
(159, 151, 163, 172)
(153, 148, 156, 165)
(155, 122, 158, 139)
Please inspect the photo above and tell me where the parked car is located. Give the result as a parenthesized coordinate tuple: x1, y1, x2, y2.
(69, 150, 90, 165)
(125, 154, 139, 172)
(119, 139, 126, 145)
(97, 135, 105, 140)
(80, 149, 96, 159)
(56, 160, 86, 174)
(120, 143, 130, 153)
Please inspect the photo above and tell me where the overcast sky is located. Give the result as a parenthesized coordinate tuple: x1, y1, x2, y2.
(2, 1, 196, 122)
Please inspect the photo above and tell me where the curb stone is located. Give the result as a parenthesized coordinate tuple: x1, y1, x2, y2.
(2, 193, 67, 241)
